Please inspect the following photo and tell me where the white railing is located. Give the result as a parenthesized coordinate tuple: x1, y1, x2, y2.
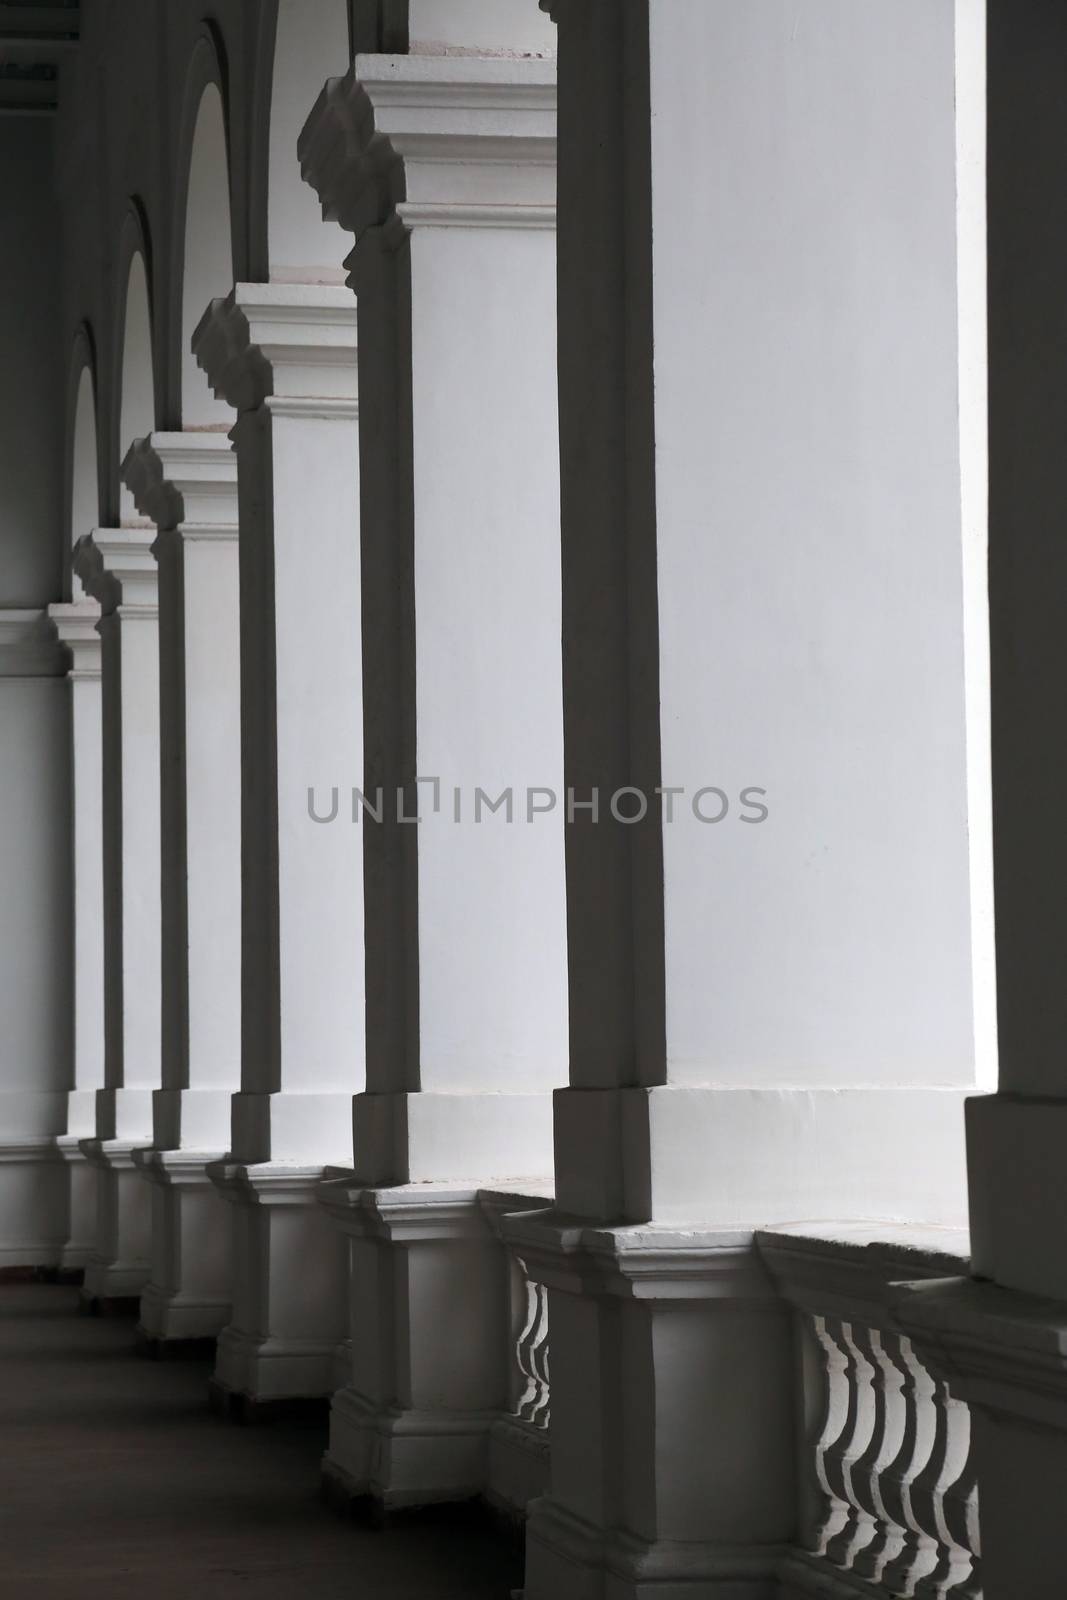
(760, 1228, 981, 1599)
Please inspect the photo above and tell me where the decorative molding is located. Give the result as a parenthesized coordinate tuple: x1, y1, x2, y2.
(121, 432, 237, 535)
(502, 1210, 782, 1305)
(0, 608, 65, 678)
(758, 1225, 972, 1325)
(72, 528, 159, 616)
(208, 1159, 347, 1207)
(47, 599, 101, 679)
(299, 56, 556, 249)
(395, 200, 555, 231)
(193, 283, 359, 414)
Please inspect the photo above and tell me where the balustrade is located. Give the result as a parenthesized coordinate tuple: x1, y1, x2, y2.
(761, 1228, 981, 1600)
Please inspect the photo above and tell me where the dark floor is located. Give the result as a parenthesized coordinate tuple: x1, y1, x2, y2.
(0, 1284, 523, 1599)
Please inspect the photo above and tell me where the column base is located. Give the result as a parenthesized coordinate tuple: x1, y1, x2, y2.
(78, 1138, 152, 1302)
(553, 1085, 971, 1227)
(319, 1178, 545, 1510)
(55, 1135, 98, 1270)
(523, 1497, 779, 1600)
(207, 1161, 347, 1403)
(324, 1384, 498, 1511)
(506, 1211, 795, 1600)
(354, 1090, 553, 1185)
(0, 1139, 68, 1269)
(132, 1148, 232, 1343)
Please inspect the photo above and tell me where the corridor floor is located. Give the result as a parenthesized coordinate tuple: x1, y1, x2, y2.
(0, 1284, 523, 1599)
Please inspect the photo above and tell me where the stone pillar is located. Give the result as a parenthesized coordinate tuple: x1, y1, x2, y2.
(299, 18, 566, 1508)
(896, 8, 1067, 1598)
(46, 600, 105, 1272)
(73, 529, 161, 1305)
(0, 611, 70, 1267)
(504, 3, 979, 1595)
(193, 285, 363, 1405)
(120, 433, 240, 1345)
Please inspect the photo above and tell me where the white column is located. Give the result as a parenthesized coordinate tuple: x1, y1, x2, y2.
(193, 285, 363, 1405)
(503, 3, 980, 1595)
(73, 529, 160, 1304)
(46, 600, 104, 1272)
(119, 433, 240, 1343)
(300, 29, 566, 1506)
(896, 9, 1067, 1597)
(0, 611, 70, 1267)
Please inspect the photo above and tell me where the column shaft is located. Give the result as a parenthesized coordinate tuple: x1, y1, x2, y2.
(47, 601, 105, 1271)
(194, 284, 363, 1403)
(121, 432, 241, 1343)
(73, 528, 161, 1302)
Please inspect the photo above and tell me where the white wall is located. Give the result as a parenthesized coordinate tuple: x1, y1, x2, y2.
(650, 0, 976, 1086)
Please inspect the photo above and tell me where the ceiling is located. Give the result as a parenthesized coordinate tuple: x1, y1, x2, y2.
(0, 2, 78, 116)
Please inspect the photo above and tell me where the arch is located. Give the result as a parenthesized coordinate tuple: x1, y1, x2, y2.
(66, 329, 101, 598)
(115, 210, 156, 524)
(174, 34, 235, 426)
(251, 0, 349, 281)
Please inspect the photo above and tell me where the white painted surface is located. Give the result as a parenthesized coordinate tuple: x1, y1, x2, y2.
(118, 256, 155, 525)
(407, 0, 556, 55)
(181, 85, 233, 427)
(649, 0, 975, 1087)
(267, 0, 349, 280)
(411, 221, 566, 1095)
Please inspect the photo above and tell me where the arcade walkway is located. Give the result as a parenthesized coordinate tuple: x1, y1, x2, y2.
(0, 1284, 521, 1599)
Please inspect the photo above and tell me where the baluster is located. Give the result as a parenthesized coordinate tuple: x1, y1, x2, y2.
(822, 1320, 879, 1569)
(514, 1263, 551, 1428)
(874, 1329, 928, 1588)
(851, 1325, 910, 1584)
(880, 1335, 941, 1595)
(809, 1315, 854, 1557)
(914, 1386, 981, 1600)
(526, 1280, 551, 1428)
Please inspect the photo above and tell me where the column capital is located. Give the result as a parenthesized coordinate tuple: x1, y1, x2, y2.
(73, 528, 159, 617)
(0, 608, 65, 678)
(122, 432, 237, 538)
(193, 283, 359, 416)
(47, 600, 102, 679)
(299, 56, 556, 247)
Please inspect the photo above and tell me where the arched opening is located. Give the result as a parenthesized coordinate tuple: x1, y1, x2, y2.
(118, 249, 155, 524)
(267, 0, 349, 280)
(181, 80, 233, 425)
(69, 358, 99, 597)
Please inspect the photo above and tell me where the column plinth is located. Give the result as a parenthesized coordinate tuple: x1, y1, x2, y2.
(193, 284, 364, 1401)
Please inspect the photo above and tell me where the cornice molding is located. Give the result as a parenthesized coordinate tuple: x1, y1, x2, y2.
(0, 608, 65, 678)
(501, 1210, 781, 1304)
(122, 431, 237, 536)
(72, 528, 159, 616)
(47, 599, 101, 679)
(757, 1225, 971, 1327)
(894, 1276, 1067, 1433)
(193, 283, 359, 414)
(299, 55, 556, 248)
